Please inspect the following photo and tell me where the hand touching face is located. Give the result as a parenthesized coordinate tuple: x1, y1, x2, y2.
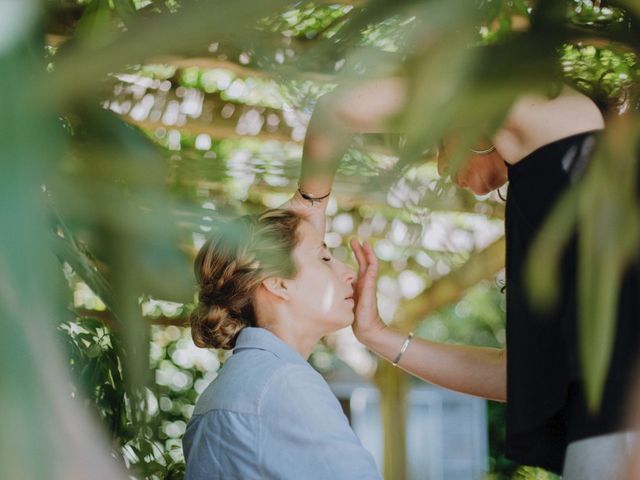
(349, 238, 387, 341)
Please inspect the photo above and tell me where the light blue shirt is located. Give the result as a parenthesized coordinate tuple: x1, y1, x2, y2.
(183, 327, 381, 480)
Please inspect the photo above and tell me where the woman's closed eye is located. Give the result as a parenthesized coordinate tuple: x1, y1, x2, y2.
(322, 256, 331, 262)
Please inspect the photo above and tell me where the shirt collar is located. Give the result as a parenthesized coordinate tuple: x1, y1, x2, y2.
(233, 327, 309, 366)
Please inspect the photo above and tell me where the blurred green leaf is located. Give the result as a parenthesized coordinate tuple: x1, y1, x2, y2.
(74, 0, 113, 42)
(578, 117, 640, 411)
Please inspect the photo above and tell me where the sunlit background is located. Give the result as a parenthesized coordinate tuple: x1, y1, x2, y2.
(1, 0, 639, 479)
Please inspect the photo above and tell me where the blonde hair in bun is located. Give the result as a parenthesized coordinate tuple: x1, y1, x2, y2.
(190, 209, 302, 350)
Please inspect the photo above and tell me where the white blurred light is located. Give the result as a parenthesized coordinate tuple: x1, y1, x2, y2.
(374, 239, 395, 261)
(163, 421, 186, 438)
(129, 93, 155, 121)
(291, 125, 306, 142)
(236, 109, 264, 136)
(181, 89, 204, 117)
(165, 326, 181, 341)
(415, 251, 434, 268)
(162, 100, 181, 125)
(421, 222, 447, 251)
(171, 349, 194, 369)
(170, 371, 191, 390)
(449, 229, 474, 251)
(167, 129, 181, 150)
(390, 219, 408, 244)
(226, 79, 245, 99)
(435, 260, 451, 276)
(378, 275, 399, 298)
(146, 389, 159, 416)
(193, 232, 206, 250)
(194, 378, 209, 394)
(325, 197, 338, 216)
(333, 213, 354, 234)
(398, 270, 426, 299)
(195, 133, 212, 150)
(325, 232, 342, 248)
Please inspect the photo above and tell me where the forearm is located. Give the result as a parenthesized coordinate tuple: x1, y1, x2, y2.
(362, 327, 507, 402)
(298, 77, 407, 196)
(298, 95, 354, 197)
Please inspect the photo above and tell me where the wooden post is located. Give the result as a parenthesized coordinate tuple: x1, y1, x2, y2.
(375, 359, 409, 480)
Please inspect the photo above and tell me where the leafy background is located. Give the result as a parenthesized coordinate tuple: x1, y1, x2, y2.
(1, 0, 639, 478)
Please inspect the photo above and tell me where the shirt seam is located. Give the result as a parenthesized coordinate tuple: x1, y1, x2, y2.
(191, 408, 262, 417)
(256, 363, 307, 412)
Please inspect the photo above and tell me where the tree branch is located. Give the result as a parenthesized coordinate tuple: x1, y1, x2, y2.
(393, 236, 506, 331)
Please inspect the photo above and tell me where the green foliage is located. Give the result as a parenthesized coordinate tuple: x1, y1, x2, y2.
(417, 281, 506, 348)
(561, 44, 639, 109)
(511, 465, 560, 479)
(3, 0, 640, 478)
(259, 2, 354, 41)
(59, 314, 189, 478)
(485, 401, 519, 479)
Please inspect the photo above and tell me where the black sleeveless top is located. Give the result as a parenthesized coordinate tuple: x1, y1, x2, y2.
(504, 131, 640, 474)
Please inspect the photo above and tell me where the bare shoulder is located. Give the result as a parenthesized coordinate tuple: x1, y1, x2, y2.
(499, 85, 604, 165)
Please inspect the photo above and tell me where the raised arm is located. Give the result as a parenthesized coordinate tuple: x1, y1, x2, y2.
(300, 77, 407, 193)
(350, 238, 507, 402)
(282, 77, 408, 235)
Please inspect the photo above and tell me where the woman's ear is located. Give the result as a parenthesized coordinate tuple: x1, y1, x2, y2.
(260, 277, 290, 301)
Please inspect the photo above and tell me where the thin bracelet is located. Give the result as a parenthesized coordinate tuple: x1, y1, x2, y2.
(297, 184, 331, 206)
(392, 332, 414, 367)
(470, 144, 496, 155)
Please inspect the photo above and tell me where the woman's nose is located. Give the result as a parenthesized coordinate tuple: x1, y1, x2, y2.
(344, 265, 356, 283)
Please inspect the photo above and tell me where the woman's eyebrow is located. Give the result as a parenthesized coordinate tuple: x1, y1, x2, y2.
(316, 242, 329, 252)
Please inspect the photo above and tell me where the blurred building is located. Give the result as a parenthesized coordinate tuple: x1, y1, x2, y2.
(327, 362, 488, 480)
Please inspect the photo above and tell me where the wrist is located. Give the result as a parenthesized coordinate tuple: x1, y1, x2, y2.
(355, 319, 388, 347)
(294, 187, 329, 209)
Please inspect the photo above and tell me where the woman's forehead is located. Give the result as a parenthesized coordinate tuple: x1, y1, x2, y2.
(297, 219, 323, 249)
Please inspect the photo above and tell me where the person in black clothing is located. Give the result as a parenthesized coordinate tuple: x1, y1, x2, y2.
(282, 80, 640, 478)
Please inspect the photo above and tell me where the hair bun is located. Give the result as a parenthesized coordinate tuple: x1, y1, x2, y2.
(190, 303, 247, 350)
(190, 209, 303, 350)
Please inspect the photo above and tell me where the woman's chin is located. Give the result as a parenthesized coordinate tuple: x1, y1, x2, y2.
(344, 311, 355, 329)
(332, 312, 355, 331)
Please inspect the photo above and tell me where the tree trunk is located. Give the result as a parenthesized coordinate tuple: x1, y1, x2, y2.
(375, 360, 409, 480)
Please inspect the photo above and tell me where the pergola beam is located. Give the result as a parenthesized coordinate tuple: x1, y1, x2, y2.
(394, 236, 506, 331)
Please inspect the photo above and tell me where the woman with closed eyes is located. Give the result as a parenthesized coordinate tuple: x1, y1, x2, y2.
(182, 209, 381, 480)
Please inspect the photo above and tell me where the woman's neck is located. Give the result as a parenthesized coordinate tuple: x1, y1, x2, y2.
(262, 323, 322, 360)
(494, 85, 605, 165)
(256, 308, 324, 360)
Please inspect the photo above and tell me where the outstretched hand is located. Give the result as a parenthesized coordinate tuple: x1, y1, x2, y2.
(349, 238, 386, 342)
